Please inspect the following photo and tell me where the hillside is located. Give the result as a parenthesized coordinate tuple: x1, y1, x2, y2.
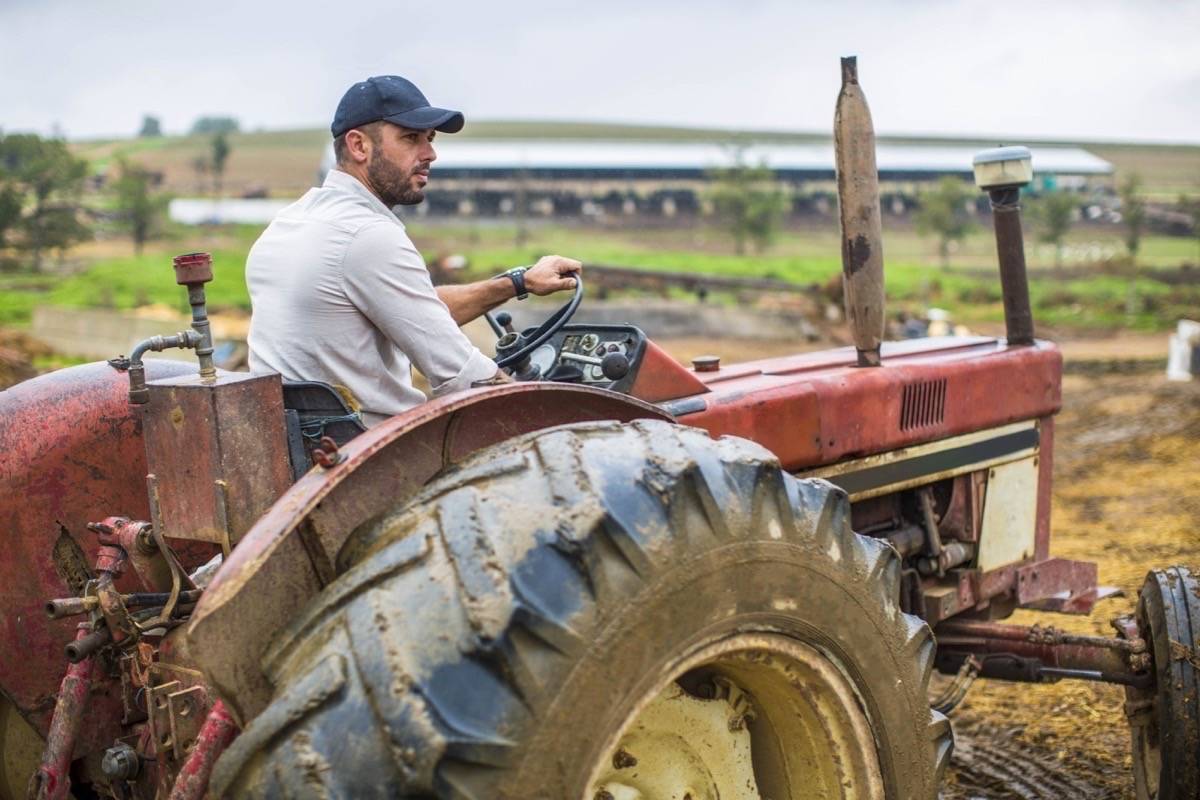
(70, 121, 1200, 199)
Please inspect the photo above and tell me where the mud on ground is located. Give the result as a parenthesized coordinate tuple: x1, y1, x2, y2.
(940, 371, 1200, 799)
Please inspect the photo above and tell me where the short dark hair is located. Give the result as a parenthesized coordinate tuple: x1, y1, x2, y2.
(333, 121, 384, 166)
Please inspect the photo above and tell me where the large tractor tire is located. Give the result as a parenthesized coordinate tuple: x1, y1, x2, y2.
(212, 420, 952, 799)
(1128, 566, 1200, 800)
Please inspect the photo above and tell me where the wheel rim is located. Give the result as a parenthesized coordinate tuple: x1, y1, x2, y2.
(1131, 720, 1162, 798)
(586, 633, 885, 800)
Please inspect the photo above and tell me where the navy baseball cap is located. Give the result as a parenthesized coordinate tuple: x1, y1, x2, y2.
(331, 76, 465, 138)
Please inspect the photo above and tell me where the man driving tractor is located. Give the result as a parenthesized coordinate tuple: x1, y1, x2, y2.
(245, 75, 582, 426)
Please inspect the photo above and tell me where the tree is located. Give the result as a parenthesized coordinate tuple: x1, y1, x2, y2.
(0, 132, 91, 271)
(1119, 174, 1146, 261)
(191, 156, 210, 195)
(1028, 192, 1076, 272)
(0, 184, 22, 250)
(1179, 193, 1200, 264)
(210, 132, 230, 198)
(708, 157, 789, 255)
(114, 158, 169, 254)
(190, 116, 239, 135)
(138, 115, 162, 138)
(914, 177, 976, 267)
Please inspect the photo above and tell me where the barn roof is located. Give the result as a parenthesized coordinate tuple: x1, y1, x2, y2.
(425, 140, 1112, 179)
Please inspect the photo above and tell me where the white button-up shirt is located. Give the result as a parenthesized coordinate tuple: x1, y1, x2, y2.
(246, 169, 497, 426)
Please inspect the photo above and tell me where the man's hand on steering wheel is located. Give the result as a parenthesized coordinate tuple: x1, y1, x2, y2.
(523, 255, 581, 295)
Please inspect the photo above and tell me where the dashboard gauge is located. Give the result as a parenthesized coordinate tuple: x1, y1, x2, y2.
(530, 343, 558, 375)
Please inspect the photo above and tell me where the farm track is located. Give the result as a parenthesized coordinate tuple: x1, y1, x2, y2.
(945, 718, 1120, 799)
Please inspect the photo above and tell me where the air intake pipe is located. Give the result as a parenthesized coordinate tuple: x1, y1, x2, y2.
(834, 56, 886, 367)
(973, 146, 1036, 347)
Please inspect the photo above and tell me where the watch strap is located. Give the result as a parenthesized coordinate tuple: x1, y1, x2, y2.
(506, 267, 529, 300)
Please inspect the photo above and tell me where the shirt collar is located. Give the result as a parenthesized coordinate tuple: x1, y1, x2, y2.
(324, 169, 405, 226)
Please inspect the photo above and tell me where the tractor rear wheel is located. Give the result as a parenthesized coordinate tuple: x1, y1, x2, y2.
(212, 420, 952, 798)
(1128, 566, 1200, 800)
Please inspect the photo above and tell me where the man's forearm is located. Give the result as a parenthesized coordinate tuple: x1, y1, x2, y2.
(436, 277, 514, 326)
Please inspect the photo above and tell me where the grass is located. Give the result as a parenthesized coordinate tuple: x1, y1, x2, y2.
(0, 226, 260, 324)
(1, 218, 1194, 333)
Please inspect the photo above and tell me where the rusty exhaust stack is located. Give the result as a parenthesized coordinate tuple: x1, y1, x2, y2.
(973, 146, 1036, 346)
(834, 56, 886, 367)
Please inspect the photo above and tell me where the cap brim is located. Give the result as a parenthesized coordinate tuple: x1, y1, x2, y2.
(382, 106, 465, 133)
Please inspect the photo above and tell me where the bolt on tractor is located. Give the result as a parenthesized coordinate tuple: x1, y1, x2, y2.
(2, 58, 1197, 800)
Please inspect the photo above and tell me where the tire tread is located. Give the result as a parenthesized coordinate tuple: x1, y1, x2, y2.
(216, 421, 953, 798)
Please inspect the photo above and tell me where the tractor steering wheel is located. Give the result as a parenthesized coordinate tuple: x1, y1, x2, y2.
(488, 274, 584, 372)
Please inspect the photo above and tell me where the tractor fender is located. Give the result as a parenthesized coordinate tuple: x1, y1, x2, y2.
(188, 382, 671, 724)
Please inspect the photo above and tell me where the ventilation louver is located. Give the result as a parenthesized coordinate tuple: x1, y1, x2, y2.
(900, 379, 947, 431)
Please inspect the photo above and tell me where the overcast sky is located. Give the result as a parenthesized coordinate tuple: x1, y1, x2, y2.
(1, 0, 1197, 143)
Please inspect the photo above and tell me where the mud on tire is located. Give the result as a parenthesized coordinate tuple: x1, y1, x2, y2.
(212, 420, 953, 798)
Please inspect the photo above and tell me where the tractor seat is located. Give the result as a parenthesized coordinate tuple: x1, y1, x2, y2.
(280, 379, 367, 480)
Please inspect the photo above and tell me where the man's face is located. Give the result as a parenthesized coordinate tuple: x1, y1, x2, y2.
(363, 123, 437, 207)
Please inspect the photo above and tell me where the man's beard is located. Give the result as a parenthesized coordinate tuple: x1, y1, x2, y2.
(367, 153, 426, 207)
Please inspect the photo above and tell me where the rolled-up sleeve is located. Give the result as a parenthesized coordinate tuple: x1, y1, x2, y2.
(340, 220, 498, 395)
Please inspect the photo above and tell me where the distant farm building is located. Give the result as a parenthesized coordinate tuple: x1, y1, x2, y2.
(319, 139, 1113, 219)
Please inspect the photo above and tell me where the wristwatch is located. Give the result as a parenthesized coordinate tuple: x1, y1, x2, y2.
(504, 267, 529, 300)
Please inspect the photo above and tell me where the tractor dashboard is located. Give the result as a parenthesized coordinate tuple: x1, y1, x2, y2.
(523, 323, 648, 393)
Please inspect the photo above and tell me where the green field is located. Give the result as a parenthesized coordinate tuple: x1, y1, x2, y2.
(3, 220, 1195, 335)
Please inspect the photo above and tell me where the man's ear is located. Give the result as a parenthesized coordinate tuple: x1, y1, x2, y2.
(345, 128, 372, 164)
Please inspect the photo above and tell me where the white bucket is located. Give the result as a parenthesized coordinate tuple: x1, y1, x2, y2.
(1166, 319, 1200, 381)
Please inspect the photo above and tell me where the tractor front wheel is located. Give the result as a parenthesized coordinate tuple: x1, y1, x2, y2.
(1127, 566, 1200, 800)
(212, 420, 952, 798)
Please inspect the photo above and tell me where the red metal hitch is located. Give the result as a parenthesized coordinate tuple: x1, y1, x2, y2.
(934, 618, 1151, 688)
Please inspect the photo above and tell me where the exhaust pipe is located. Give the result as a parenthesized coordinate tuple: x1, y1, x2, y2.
(834, 56, 886, 367)
(973, 146, 1035, 347)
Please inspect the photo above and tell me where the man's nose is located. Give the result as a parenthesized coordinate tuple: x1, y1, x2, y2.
(423, 140, 437, 163)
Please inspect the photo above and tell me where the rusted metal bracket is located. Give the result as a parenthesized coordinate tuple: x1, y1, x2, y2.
(147, 681, 209, 763)
(1016, 556, 1122, 614)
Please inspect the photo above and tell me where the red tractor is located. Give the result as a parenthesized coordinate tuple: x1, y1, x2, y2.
(1, 59, 1196, 800)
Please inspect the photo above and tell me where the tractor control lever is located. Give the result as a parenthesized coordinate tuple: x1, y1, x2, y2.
(495, 311, 516, 334)
(560, 351, 631, 381)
